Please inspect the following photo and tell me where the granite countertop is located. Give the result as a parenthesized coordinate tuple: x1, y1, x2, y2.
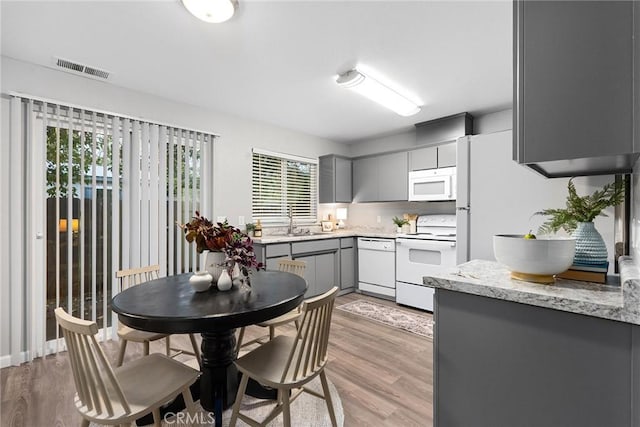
(423, 256, 640, 325)
(252, 229, 398, 244)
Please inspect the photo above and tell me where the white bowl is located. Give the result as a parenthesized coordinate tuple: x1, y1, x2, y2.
(493, 234, 576, 276)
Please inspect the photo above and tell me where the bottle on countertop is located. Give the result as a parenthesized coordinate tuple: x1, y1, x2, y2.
(254, 219, 263, 238)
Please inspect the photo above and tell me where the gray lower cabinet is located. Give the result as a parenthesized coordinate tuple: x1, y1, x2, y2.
(514, 0, 638, 177)
(292, 239, 340, 298)
(434, 289, 638, 427)
(265, 256, 288, 271)
(254, 243, 291, 269)
(295, 254, 317, 297)
(294, 252, 339, 297)
(314, 253, 336, 296)
(340, 237, 355, 291)
(339, 247, 355, 290)
(256, 238, 353, 296)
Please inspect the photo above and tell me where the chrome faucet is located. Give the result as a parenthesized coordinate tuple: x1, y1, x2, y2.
(288, 204, 294, 235)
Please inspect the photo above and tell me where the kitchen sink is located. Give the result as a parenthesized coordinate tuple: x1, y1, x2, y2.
(287, 230, 316, 237)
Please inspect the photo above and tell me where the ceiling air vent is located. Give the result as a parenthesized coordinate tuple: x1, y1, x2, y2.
(54, 57, 110, 80)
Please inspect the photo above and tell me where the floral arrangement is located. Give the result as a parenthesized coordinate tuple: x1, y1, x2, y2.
(180, 211, 264, 277)
(535, 178, 625, 234)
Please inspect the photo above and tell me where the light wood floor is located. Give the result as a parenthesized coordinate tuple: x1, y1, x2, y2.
(1, 293, 433, 426)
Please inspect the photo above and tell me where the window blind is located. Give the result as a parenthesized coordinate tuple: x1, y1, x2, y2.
(7, 94, 215, 365)
(252, 149, 318, 224)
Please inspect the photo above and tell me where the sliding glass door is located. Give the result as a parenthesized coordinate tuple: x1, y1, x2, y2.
(9, 96, 215, 363)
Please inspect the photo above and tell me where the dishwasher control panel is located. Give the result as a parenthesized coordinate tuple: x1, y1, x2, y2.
(357, 238, 395, 251)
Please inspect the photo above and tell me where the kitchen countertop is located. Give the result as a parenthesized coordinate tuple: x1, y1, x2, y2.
(423, 256, 640, 325)
(252, 229, 398, 244)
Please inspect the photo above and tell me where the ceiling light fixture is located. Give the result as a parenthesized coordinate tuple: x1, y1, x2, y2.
(182, 0, 238, 24)
(335, 68, 421, 117)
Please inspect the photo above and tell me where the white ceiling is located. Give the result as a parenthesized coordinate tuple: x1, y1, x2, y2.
(1, 1, 513, 143)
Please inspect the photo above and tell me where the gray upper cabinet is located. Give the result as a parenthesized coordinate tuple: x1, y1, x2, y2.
(437, 143, 457, 168)
(408, 146, 437, 171)
(378, 152, 408, 201)
(408, 142, 456, 171)
(353, 152, 408, 202)
(319, 155, 352, 203)
(352, 156, 379, 202)
(514, 0, 639, 177)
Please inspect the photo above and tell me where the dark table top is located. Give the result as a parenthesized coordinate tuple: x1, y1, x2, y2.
(111, 270, 307, 334)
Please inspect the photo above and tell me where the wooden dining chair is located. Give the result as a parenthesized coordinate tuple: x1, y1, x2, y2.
(235, 259, 307, 354)
(115, 265, 201, 367)
(229, 286, 339, 427)
(55, 307, 199, 427)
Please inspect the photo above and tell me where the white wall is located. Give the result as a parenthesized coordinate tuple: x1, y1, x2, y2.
(467, 131, 617, 267)
(348, 129, 416, 157)
(0, 56, 348, 359)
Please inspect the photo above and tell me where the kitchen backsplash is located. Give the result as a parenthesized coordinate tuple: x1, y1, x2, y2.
(319, 201, 456, 232)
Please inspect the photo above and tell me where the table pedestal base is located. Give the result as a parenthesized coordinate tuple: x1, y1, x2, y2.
(200, 330, 238, 425)
(136, 328, 278, 427)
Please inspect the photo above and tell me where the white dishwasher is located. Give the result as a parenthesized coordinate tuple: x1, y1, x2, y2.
(357, 237, 396, 298)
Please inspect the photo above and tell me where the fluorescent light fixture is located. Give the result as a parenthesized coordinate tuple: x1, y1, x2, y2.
(182, 0, 238, 23)
(335, 68, 421, 117)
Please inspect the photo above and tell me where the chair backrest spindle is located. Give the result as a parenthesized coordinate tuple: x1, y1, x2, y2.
(277, 259, 306, 278)
(116, 264, 160, 292)
(280, 287, 337, 383)
(55, 308, 131, 419)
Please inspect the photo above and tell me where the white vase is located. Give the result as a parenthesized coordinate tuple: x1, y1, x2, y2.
(217, 269, 233, 291)
(231, 263, 242, 286)
(203, 250, 225, 283)
(189, 271, 212, 292)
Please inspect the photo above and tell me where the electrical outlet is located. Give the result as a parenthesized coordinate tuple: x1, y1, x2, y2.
(376, 215, 381, 223)
(238, 216, 245, 226)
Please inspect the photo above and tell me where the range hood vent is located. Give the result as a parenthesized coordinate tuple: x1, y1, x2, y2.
(54, 57, 110, 80)
(415, 112, 473, 146)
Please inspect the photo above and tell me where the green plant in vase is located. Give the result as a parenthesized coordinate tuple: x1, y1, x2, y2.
(535, 178, 625, 265)
(245, 222, 256, 235)
(392, 216, 409, 233)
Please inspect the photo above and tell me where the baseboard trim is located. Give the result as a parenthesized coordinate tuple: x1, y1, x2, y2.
(0, 352, 28, 369)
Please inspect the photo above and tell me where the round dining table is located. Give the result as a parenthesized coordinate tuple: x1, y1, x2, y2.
(111, 270, 307, 427)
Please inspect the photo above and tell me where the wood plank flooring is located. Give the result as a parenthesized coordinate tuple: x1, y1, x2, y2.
(1, 293, 433, 426)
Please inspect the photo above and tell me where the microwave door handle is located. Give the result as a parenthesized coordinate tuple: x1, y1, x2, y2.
(443, 178, 451, 198)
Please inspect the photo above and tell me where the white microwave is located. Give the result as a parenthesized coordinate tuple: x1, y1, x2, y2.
(408, 167, 456, 201)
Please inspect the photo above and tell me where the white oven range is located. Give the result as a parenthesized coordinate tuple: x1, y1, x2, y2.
(395, 214, 457, 312)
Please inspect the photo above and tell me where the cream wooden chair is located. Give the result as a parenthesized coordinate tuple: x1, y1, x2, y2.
(115, 265, 201, 367)
(230, 286, 339, 427)
(55, 307, 199, 427)
(235, 259, 307, 353)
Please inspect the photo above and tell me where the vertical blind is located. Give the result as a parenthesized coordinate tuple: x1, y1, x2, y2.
(252, 149, 318, 224)
(7, 94, 215, 365)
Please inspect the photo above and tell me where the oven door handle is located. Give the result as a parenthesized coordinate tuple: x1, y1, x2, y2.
(397, 239, 456, 248)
